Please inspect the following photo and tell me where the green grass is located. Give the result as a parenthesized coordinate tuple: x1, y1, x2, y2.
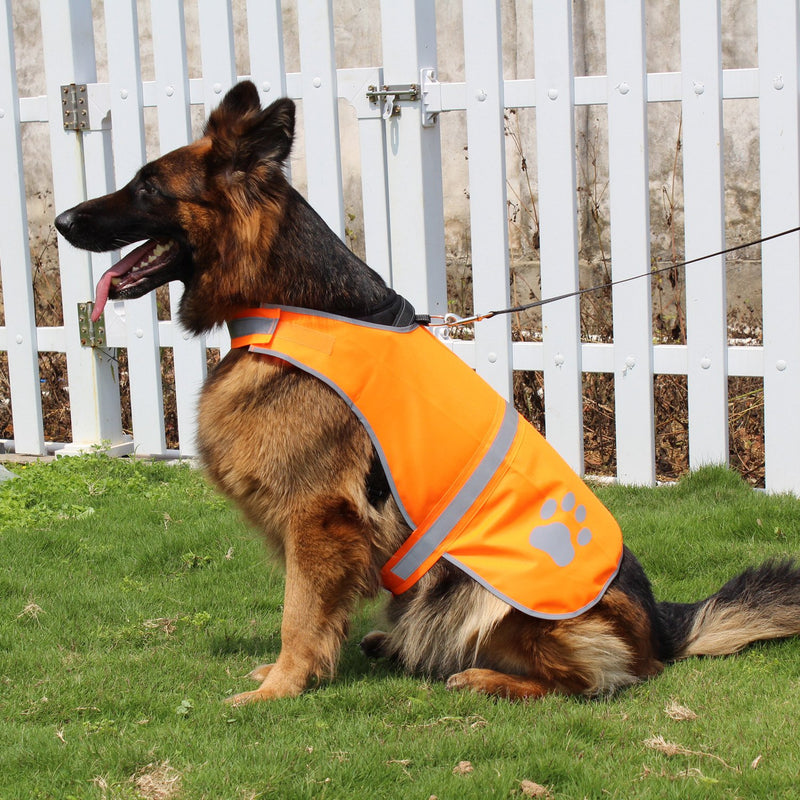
(0, 455, 798, 799)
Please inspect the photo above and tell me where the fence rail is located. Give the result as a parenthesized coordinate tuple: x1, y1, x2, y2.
(1, 0, 799, 493)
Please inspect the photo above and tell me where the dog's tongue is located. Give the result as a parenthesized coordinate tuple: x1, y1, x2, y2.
(91, 240, 159, 322)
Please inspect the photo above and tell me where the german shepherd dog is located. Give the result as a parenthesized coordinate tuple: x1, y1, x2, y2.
(56, 81, 800, 705)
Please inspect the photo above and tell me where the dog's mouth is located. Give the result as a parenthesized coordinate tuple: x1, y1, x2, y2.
(92, 239, 184, 322)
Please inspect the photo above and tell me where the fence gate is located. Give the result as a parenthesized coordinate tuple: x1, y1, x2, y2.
(2, 0, 800, 495)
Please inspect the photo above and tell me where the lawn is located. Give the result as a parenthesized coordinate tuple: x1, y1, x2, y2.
(0, 454, 798, 799)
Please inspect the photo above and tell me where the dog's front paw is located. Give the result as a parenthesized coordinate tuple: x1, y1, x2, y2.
(224, 680, 303, 706)
(360, 630, 389, 659)
(225, 688, 271, 707)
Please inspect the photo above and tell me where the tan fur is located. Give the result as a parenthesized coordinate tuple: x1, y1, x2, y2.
(194, 335, 800, 702)
(197, 348, 412, 704)
(360, 578, 665, 700)
(364, 573, 513, 677)
(57, 82, 800, 706)
(680, 600, 800, 658)
(176, 162, 288, 330)
(194, 308, 672, 705)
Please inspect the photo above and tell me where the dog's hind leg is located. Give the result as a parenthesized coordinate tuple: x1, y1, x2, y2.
(445, 585, 663, 700)
(227, 500, 375, 706)
(446, 669, 555, 700)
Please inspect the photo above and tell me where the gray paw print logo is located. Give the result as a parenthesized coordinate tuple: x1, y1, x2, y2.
(529, 492, 592, 567)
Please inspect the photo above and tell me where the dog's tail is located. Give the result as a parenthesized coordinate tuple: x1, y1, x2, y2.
(657, 559, 800, 660)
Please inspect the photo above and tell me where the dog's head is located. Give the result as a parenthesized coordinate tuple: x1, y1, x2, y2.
(55, 81, 295, 325)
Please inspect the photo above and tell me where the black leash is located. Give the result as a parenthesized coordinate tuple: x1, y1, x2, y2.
(417, 225, 800, 328)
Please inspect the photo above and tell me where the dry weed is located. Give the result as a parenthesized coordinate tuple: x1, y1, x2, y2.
(400, 714, 488, 731)
(17, 601, 44, 622)
(664, 700, 698, 721)
(91, 776, 111, 798)
(387, 759, 412, 778)
(644, 735, 738, 772)
(640, 765, 712, 782)
(143, 617, 178, 635)
(519, 779, 553, 798)
(133, 760, 183, 800)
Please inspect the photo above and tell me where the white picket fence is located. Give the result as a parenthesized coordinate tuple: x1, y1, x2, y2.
(1, 0, 800, 494)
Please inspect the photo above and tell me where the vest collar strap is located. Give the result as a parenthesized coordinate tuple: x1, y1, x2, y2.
(228, 294, 419, 350)
(228, 307, 280, 349)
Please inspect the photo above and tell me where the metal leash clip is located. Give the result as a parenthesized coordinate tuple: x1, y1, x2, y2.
(432, 312, 478, 341)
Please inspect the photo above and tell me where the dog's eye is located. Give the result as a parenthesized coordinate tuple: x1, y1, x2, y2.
(138, 181, 161, 197)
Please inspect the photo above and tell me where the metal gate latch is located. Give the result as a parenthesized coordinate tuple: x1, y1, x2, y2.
(366, 83, 419, 119)
(78, 302, 107, 348)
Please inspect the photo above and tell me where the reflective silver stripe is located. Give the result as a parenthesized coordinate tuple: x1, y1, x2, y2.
(389, 402, 520, 582)
(227, 315, 279, 341)
(441, 552, 621, 620)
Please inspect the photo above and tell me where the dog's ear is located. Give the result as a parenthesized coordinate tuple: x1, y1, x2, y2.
(205, 84, 295, 175)
(222, 97, 295, 173)
(217, 80, 262, 118)
(246, 98, 295, 166)
(205, 81, 262, 145)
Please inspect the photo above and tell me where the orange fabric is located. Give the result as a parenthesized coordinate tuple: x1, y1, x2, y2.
(230, 305, 623, 619)
(229, 307, 281, 349)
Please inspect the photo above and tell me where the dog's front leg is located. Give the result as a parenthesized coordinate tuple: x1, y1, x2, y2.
(227, 504, 371, 705)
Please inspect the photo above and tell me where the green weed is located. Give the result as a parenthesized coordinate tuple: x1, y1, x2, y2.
(0, 457, 798, 798)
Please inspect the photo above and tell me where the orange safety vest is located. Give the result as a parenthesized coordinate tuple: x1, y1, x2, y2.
(228, 304, 623, 619)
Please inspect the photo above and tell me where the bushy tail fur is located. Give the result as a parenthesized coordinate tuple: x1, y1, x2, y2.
(658, 560, 800, 660)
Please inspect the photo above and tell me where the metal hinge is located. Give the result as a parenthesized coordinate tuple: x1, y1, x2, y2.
(61, 83, 89, 131)
(77, 302, 107, 348)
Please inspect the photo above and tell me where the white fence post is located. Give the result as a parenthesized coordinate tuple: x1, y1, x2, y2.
(40, 0, 129, 455)
(606, 0, 655, 485)
(379, 0, 447, 317)
(462, 0, 512, 398)
(680, 0, 729, 470)
(8, 0, 800, 492)
(151, 0, 208, 456)
(338, 67, 393, 283)
(196, 0, 238, 359)
(297, 0, 345, 239)
(198, 0, 237, 114)
(0, 0, 45, 454)
(104, 1, 166, 456)
(355, 91, 393, 284)
(758, 0, 800, 494)
(532, 0, 584, 473)
(246, 1, 289, 117)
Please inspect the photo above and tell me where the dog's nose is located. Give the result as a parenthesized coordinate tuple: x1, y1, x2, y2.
(54, 209, 75, 237)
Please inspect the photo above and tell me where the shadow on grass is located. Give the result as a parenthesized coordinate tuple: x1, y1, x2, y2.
(208, 633, 278, 658)
(338, 638, 403, 681)
(208, 628, 405, 690)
